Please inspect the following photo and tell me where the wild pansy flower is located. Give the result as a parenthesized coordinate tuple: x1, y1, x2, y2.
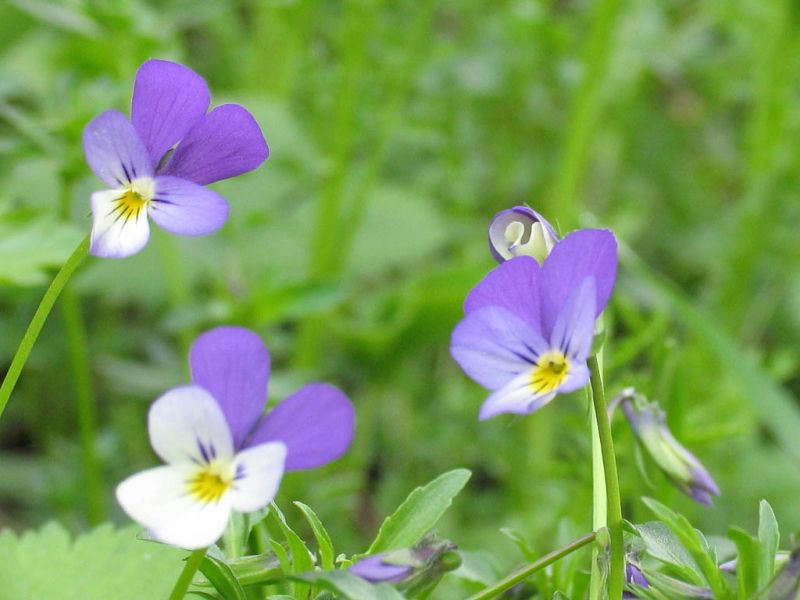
(116, 326, 355, 549)
(488, 206, 559, 264)
(451, 229, 617, 420)
(613, 388, 719, 505)
(83, 59, 268, 258)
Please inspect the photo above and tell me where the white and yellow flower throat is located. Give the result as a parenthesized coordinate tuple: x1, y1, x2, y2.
(530, 350, 570, 394)
(187, 459, 235, 504)
(107, 177, 154, 226)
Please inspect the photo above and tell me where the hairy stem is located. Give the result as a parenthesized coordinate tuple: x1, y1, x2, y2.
(0, 235, 90, 420)
(588, 355, 624, 599)
(466, 532, 596, 600)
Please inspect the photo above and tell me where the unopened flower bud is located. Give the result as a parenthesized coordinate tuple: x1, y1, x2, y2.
(617, 389, 720, 506)
(488, 206, 558, 263)
(349, 536, 458, 588)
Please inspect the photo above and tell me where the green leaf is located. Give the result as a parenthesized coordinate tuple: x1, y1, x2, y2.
(0, 523, 185, 599)
(198, 555, 247, 600)
(729, 527, 760, 599)
(367, 469, 471, 553)
(0, 219, 84, 286)
(264, 503, 314, 598)
(294, 570, 406, 600)
(643, 498, 733, 599)
(294, 501, 336, 570)
(635, 521, 703, 584)
(758, 500, 780, 587)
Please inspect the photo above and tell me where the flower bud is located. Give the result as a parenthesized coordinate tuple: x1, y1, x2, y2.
(488, 206, 558, 263)
(623, 562, 650, 599)
(349, 536, 459, 586)
(616, 389, 720, 506)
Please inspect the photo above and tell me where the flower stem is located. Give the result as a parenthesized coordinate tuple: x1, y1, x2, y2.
(61, 285, 105, 524)
(0, 235, 90, 421)
(588, 355, 624, 599)
(588, 383, 607, 599)
(168, 548, 207, 600)
(465, 532, 596, 600)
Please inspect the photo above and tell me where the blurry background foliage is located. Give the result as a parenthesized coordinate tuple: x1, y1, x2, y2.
(1, 0, 800, 595)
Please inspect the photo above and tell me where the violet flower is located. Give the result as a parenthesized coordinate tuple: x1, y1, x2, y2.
(624, 562, 650, 598)
(116, 326, 355, 549)
(488, 206, 559, 264)
(350, 554, 414, 584)
(83, 59, 268, 258)
(451, 229, 617, 419)
(616, 389, 720, 505)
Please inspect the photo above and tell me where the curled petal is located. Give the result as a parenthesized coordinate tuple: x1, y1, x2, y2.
(90, 187, 151, 259)
(248, 383, 355, 471)
(148, 384, 234, 465)
(190, 327, 270, 449)
(451, 306, 547, 390)
(83, 110, 153, 187)
(131, 59, 210, 165)
(540, 229, 618, 332)
(488, 206, 558, 263)
(150, 176, 229, 236)
(479, 371, 556, 420)
(162, 104, 269, 185)
(229, 442, 286, 513)
(116, 464, 231, 550)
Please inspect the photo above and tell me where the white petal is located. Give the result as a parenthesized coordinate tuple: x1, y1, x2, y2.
(557, 361, 590, 394)
(149, 385, 234, 465)
(230, 442, 287, 513)
(479, 371, 556, 420)
(90, 188, 150, 258)
(116, 464, 232, 550)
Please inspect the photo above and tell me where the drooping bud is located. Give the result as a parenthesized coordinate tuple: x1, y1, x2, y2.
(615, 388, 720, 506)
(488, 206, 559, 264)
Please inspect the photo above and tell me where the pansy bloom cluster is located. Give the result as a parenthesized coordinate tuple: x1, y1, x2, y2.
(451, 228, 618, 419)
(117, 327, 355, 549)
(83, 59, 268, 258)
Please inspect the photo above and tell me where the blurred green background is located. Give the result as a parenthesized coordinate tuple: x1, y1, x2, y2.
(1, 0, 800, 593)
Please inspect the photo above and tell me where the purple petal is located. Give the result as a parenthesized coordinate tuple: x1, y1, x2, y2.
(540, 229, 617, 333)
(131, 59, 210, 165)
(162, 104, 269, 185)
(464, 256, 543, 332)
(488, 206, 559, 263)
(189, 327, 270, 449)
(149, 176, 229, 236)
(549, 277, 597, 361)
(350, 554, 413, 584)
(451, 306, 547, 390)
(83, 110, 154, 187)
(248, 383, 354, 471)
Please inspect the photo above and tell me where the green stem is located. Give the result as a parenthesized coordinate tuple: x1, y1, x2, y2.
(0, 235, 90, 420)
(466, 532, 596, 600)
(61, 286, 105, 523)
(588, 383, 607, 599)
(168, 548, 207, 600)
(588, 355, 623, 599)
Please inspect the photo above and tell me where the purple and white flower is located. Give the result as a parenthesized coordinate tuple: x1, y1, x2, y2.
(116, 326, 355, 549)
(488, 206, 559, 264)
(83, 59, 269, 258)
(451, 229, 618, 420)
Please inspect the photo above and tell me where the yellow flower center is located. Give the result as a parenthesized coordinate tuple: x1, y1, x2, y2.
(187, 462, 233, 504)
(109, 178, 153, 225)
(530, 350, 570, 393)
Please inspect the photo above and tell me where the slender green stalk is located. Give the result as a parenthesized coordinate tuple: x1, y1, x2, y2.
(61, 286, 105, 523)
(588, 355, 623, 599)
(588, 383, 608, 599)
(0, 235, 90, 420)
(168, 548, 207, 600)
(466, 532, 596, 600)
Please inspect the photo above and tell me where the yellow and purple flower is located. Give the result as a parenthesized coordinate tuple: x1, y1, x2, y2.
(451, 229, 617, 419)
(116, 327, 355, 549)
(83, 60, 268, 258)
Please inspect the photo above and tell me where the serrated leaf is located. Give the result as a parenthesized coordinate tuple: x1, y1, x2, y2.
(294, 570, 405, 600)
(0, 523, 184, 599)
(758, 500, 780, 587)
(368, 469, 471, 554)
(199, 555, 247, 600)
(294, 501, 335, 570)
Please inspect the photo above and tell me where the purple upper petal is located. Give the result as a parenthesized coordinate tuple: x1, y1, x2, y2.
(150, 176, 229, 236)
(465, 256, 543, 332)
(131, 59, 210, 166)
(189, 327, 270, 449)
(162, 104, 269, 185)
(83, 110, 154, 187)
(549, 277, 597, 361)
(248, 383, 354, 471)
(540, 229, 617, 334)
(451, 306, 547, 390)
